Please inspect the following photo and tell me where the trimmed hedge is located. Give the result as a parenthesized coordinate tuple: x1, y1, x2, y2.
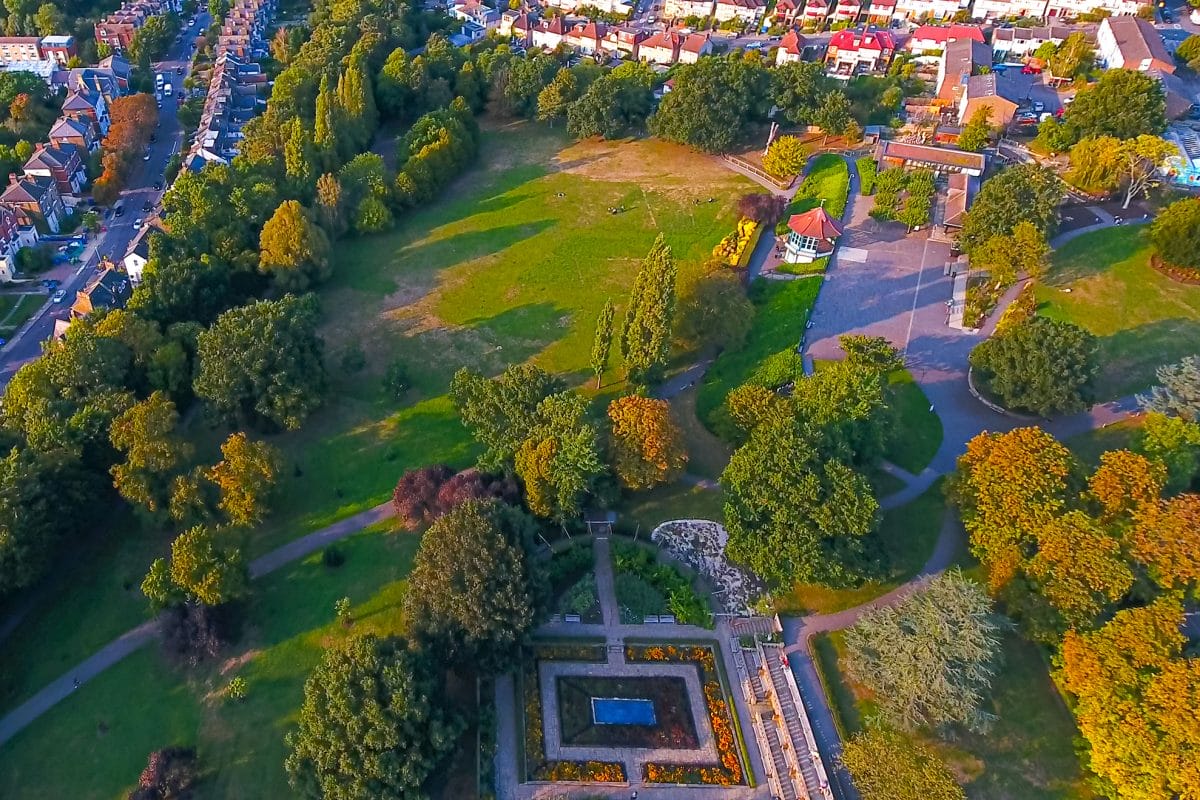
(856, 156, 877, 195)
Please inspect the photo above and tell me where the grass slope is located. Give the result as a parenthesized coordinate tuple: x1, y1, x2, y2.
(812, 629, 1092, 800)
(1036, 226, 1200, 401)
(0, 524, 423, 799)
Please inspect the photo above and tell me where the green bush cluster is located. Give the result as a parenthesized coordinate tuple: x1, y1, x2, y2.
(774, 154, 850, 235)
(547, 541, 594, 592)
(612, 542, 712, 627)
(869, 168, 934, 228)
(857, 156, 877, 195)
(559, 573, 600, 618)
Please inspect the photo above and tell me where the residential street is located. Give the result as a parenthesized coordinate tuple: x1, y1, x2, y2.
(0, 14, 209, 388)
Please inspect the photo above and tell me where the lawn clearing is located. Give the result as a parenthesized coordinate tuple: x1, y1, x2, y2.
(775, 479, 946, 615)
(883, 369, 943, 474)
(0, 523, 433, 800)
(1065, 415, 1146, 467)
(248, 121, 754, 555)
(0, 293, 41, 335)
(669, 386, 733, 481)
(811, 630, 1093, 800)
(1036, 226, 1200, 400)
(697, 277, 821, 436)
(617, 482, 725, 533)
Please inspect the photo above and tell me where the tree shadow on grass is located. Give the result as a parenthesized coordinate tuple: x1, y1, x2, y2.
(1093, 317, 1200, 399)
(1044, 226, 1148, 287)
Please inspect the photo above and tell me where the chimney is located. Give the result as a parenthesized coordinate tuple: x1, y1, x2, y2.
(8, 173, 16, 186)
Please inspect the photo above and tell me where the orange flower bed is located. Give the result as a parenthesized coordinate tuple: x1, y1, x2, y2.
(520, 658, 626, 783)
(627, 644, 747, 786)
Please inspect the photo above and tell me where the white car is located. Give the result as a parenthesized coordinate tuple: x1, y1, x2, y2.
(51, 289, 66, 303)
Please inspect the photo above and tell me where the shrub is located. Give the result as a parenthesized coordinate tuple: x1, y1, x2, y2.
(969, 316, 1098, 416)
(857, 156, 877, 195)
(611, 541, 711, 626)
(383, 359, 409, 398)
(340, 344, 366, 373)
(559, 573, 599, 615)
(392, 465, 454, 529)
(159, 602, 235, 667)
(321, 544, 345, 568)
(227, 676, 247, 701)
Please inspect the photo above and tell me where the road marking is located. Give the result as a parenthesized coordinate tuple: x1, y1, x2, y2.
(838, 246, 868, 263)
(903, 237, 932, 358)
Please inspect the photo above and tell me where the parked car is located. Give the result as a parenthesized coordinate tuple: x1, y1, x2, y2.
(142, 201, 153, 212)
(1032, 100, 1044, 113)
(1022, 64, 1042, 74)
(51, 289, 66, 303)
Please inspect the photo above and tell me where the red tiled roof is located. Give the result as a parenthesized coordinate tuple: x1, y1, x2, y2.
(787, 206, 844, 239)
(681, 32, 709, 53)
(828, 28, 894, 52)
(780, 28, 805, 54)
(642, 31, 680, 50)
(910, 24, 985, 44)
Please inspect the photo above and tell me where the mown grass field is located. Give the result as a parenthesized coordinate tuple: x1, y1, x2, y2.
(1036, 226, 1200, 401)
(0, 123, 755, 797)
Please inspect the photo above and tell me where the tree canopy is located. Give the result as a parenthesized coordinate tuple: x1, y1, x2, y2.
(959, 164, 1062, 254)
(259, 200, 332, 291)
(193, 294, 327, 431)
(285, 635, 463, 800)
(1150, 198, 1200, 271)
(841, 729, 966, 800)
(1140, 354, 1200, 421)
(606, 395, 687, 490)
(843, 570, 1005, 733)
(449, 364, 564, 472)
(649, 54, 770, 153)
(404, 500, 546, 672)
(969, 316, 1097, 416)
(620, 234, 678, 385)
(1059, 69, 1166, 144)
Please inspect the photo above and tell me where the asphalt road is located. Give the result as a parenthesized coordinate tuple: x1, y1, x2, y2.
(0, 13, 210, 388)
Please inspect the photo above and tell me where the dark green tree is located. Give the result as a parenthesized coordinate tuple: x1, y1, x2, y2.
(536, 66, 578, 124)
(813, 89, 852, 141)
(721, 417, 879, 587)
(619, 234, 677, 385)
(258, 200, 332, 291)
(958, 164, 1062, 254)
(969, 316, 1098, 416)
(649, 55, 770, 152)
(0, 447, 96, 597)
(771, 60, 829, 126)
(566, 61, 654, 140)
(193, 294, 327, 431)
(513, 391, 604, 522)
(590, 298, 615, 389)
(843, 570, 1005, 732)
(449, 364, 564, 471)
(284, 635, 463, 800)
(1151, 197, 1200, 271)
(1060, 68, 1166, 144)
(404, 500, 547, 671)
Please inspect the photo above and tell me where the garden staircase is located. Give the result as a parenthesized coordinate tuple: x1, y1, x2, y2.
(763, 645, 834, 800)
(742, 647, 799, 800)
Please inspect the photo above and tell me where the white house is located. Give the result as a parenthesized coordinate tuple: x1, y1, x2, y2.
(1095, 15, 1175, 72)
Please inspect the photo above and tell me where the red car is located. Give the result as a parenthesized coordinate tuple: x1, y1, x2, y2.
(1022, 64, 1042, 74)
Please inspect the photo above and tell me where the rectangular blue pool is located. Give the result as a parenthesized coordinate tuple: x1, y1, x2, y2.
(591, 697, 656, 726)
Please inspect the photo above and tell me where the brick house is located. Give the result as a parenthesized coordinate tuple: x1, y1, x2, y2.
(0, 174, 65, 233)
(23, 144, 87, 198)
(824, 28, 895, 75)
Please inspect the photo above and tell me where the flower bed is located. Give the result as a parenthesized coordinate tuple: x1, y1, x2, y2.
(626, 644, 748, 787)
(714, 217, 761, 268)
(519, 655, 625, 783)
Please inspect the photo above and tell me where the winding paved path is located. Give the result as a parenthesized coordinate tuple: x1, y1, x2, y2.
(0, 502, 392, 748)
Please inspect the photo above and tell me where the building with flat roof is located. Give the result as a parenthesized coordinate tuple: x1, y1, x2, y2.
(876, 139, 986, 175)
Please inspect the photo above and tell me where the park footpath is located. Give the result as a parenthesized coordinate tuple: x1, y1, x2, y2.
(0, 502, 392, 748)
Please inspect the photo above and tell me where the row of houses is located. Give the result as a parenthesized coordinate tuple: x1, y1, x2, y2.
(0, 57, 130, 280)
(182, 0, 274, 172)
(765, 0, 1148, 26)
(95, 0, 183, 53)
(499, 13, 717, 62)
(0, 35, 77, 82)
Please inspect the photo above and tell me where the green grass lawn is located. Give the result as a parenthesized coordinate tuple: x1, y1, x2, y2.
(775, 479, 947, 616)
(883, 370, 943, 474)
(1065, 416, 1147, 467)
(1036, 226, 1200, 401)
(0, 293, 41, 335)
(669, 386, 733, 481)
(696, 277, 822, 435)
(812, 629, 1093, 800)
(0, 523, 427, 799)
(617, 482, 725, 534)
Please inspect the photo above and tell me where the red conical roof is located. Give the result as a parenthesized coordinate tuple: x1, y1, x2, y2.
(787, 206, 844, 239)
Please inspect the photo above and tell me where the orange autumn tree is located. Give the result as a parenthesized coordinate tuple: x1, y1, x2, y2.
(1026, 510, 1134, 629)
(1088, 449, 1166, 521)
(606, 395, 687, 490)
(1130, 494, 1200, 592)
(96, 93, 160, 203)
(1058, 597, 1200, 800)
(951, 427, 1076, 592)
